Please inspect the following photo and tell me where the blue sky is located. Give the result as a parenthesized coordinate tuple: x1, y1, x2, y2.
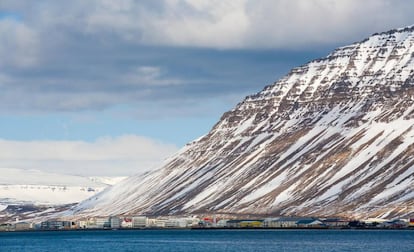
(1, 0, 414, 176)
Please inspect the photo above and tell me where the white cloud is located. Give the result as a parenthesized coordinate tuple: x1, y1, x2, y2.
(0, 135, 178, 176)
(241, 0, 413, 48)
(123, 66, 183, 87)
(147, 0, 250, 48)
(0, 18, 38, 67)
(0, 0, 413, 114)
(48, 0, 413, 49)
(2, 0, 414, 53)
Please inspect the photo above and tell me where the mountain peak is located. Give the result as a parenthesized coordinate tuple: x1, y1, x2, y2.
(71, 26, 414, 219)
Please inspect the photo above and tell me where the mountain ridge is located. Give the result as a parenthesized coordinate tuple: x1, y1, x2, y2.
(70, 24, 414, 219)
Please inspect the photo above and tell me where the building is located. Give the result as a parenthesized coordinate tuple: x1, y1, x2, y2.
(95, 217, 111, 228)
(322, 218, 349, 228)
(14, 222, 32, 231)
(40, 220, 71, 230)
(216, 219, 229, 227)
(264, 217, 303, 228)
(110, 216, 121, 229)
(121, 217, 133, 228)
(148, 218, 167, 228)
(77, 220, 87, 229)
(84, 217, 110, 229)
(226, 220, 264, 228)
(132, 216, 148, 228)
(164, 218, 190, 228)
(408, 218, 414, 227)
(381, 219, 408, 229)
(296, 218, 324, 228)
(0, 223, 13, 231)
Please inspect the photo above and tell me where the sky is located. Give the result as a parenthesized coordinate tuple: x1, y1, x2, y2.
(0, 0, 414, 177)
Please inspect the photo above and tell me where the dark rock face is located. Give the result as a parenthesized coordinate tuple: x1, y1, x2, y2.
(73, 25, 414, 219)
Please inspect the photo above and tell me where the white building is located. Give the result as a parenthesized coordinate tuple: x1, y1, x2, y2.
(97, 217, 111, 228)
(132, 216, 148, 228)
(110, 216, 121, 229)
(121, 217, 133, 228)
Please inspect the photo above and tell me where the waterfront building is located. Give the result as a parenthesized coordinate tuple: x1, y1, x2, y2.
(296, 218, 324, 228)
(132, 216, 148, 228)
(77, 220, 87, 229)
(264, 217, 303, 228)
(322, 218, 349, 228)
(226, 219, 264, 228)
(380, 219, 408, 229)
(110, 216, 121, 229)
(148, 218, 166, 228)
(14, 222, 32, 231)
(164, 218, 189, 228)
(121, 217, 133, 228)
(40, 220, 71, 230)
(95, 217, 111, 228)
(0, 223, 13, 231)
(216, 219, 229, 227)
(409, 218, 414, 227)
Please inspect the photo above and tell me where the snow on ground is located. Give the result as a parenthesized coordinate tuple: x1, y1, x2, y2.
(0, 168, 124, 205)
(0, 185, 105, 205)
(0, 168, 106, 187)
(89, 176, 127, 186)
(0, 204, 7, 212)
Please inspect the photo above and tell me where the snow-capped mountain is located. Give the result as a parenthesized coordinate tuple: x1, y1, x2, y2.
(72, 25, 414, 219)
(0, 168, 124, 206)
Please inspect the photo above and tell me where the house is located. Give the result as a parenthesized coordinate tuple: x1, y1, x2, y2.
(263, 218, 280, 228)
(216, 219, 229, 227)
(409, 218, 414, 227)
(381, 219, 408, 229)
(363, 218, 389, 226)
(77, 220, 87, 229)
(322, 218, 349, 228)
(14, 222, 32, 231)
(226, 220, 264, 228)
(296, 218, 324, 228)
(121, 217, 133, 228)
(0, 223, 12, 231)
(265, 217, 303, 228)
(198, 217, 216, 227)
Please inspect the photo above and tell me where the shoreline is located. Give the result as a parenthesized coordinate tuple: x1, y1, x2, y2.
(2, 226, 414, 233)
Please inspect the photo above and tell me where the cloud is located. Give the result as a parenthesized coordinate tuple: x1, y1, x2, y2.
(13, 0, 409, 49)
(122, 66, 183, 87)
(0, 135, 179, 176)
(0, 0, 413, 116)
(0, 18, 38, 67)
(4, 1, 414, 49)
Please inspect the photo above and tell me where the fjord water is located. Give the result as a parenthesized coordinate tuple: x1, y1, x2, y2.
(1, 229, 413, 251)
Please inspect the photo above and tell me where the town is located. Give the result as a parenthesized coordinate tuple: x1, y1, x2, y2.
(1, 215, 414, 231)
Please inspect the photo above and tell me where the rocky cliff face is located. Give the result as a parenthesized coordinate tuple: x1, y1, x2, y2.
(72, 25, 414, 219)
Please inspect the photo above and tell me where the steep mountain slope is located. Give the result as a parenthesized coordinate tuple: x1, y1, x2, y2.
(72, 25, 414, 219)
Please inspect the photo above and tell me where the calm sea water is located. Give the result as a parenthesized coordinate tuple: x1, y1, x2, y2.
(0, 229, 414, 252)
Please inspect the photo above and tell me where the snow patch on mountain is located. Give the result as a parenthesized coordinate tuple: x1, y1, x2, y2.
(68, 25, 414, 219)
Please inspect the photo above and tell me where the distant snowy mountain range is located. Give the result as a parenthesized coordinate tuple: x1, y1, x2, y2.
(0, 168, 125, 207)
(68, 25, 414, 219)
